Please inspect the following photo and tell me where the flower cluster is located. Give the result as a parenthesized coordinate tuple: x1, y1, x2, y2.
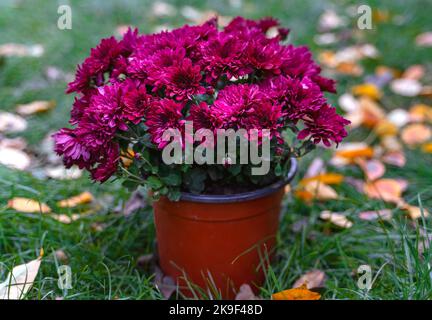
(54, 17, 349, 192)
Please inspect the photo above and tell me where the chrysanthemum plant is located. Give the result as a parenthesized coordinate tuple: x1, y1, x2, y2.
(54, 17, 350, 200)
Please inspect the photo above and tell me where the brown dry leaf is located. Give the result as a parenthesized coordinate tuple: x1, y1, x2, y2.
(293, 270, 327, 289)
(0, 112, 27, 133)
(402, 65, 425, 80)
(420, 86, 432, 98)
(235, 284, 260, 300)
(320, 210, 353, 228)
(336, 61, 363, 76)
(381, 136, 403, 152)
(7, 197, 51, 213)
(358, 209, 393, 221)
(402, 205, 429, 220)
(0, 147, 31, 170)
(0, 43, 44, 57)
(0, 249, 43, 299)
(16, 100, 56, 116)
(357, 159, 386, 181)
(390, 79, 422, 97)
(302, 181, 338, 201)
(401, 124, 432, 146)
(54, 250, 69, 264)
(363, 179, 404, 204)
(272, 284, 321, 300)
(57, 191, 94, 208)
(415, 32, 432, 47)
(154, 265, 176, 299)
(409, 104, 432, 122)
(351, 83, 382, 100)
(382, 151, 406, 167)
(421, 142, 432, 153)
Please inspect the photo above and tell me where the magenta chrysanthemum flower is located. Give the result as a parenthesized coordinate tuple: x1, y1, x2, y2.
(298, 104, 351, 147)
(146, 99, 185, 149)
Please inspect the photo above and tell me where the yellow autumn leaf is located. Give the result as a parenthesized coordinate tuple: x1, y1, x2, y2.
(359, 97, 385, 128)
(334, 146, 374, 160)
(374, 120, 398, 137)
(16, 100, 56, 116)
(7, 197, 51, 213)
(409, 104, 432, 122)
(300, 173, 344, 186)
(351, 83, 382, 100)
(272, 284, 321, 300)
(421, 142, 432, 153)
(57, 191, 94, 208)
(301, 181, 338, 201)
(401, 204, 429, 220)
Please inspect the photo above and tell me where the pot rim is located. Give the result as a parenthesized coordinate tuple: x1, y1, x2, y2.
(180, 157, 298, 203)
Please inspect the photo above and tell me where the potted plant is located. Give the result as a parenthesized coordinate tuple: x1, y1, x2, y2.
(53, 17, 349, 299)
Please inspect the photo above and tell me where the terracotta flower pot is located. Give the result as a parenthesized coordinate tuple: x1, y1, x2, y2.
(152, 158, 297, 299)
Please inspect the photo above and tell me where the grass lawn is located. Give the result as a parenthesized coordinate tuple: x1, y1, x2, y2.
(1, 0, 432, 299)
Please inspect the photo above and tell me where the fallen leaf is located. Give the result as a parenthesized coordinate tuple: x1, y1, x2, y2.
(0, 43, 44, 57)
(334, 143, 374, 160)
(50, 213, 81, 224)
(415, 31, 432, 47)
(357, 159, 386, 181)
(0, 136, 27, 149)
(0, 250, 43, 299)
(7, 197, 51, 213)
(137, 254, 154, 269)
(351, 83, 382, 100)
(16, 100, 56, 116)
(338, 93, 360, 113)
(409, 104, 432, 123)
(44, 166, 82, 180)
(358, 209, 393, 221)
(402, 65, 425, 80)
(152, 1, 177, 17)
(320, 210, 353, 228)
(272, 284, 321, 300)
(57, 191, 93, 208)
(387, 108, 410, 128)
(421, 142, 432, 153)
(119, 190, 147, 217)
(359, 97, 385, 128)
(300, 173, 344, 186)
(235, 284, 260, 300)
(381, 136, 403, 152)
(374, 120, 398, 137)
(402, 204, 429, 220)
(390, 79, 422, 97)
(318, 9, 347, 31)
(0, 147, 31, 170)
(304, 157, 325, 178)
(0, 112, 27, 133)
(363, 179, 404, 204)
(154, 265, 176, 299)
(401, 124, 432, 145)
(382, 151, 406, 167)
(300, 181, 338, 201)
(293, 270, 327, 289)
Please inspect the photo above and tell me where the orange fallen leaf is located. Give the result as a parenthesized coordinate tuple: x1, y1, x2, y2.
(50, 213, 81, 224)
(358, 209, 393, 221)
(402, 65, 425, 80)
(7, 197, 51, 213)
(381, 136, 403, 152)
(363, 179, 404, 204)
(421, 142, 432, 153)
(320, 210, 353, 228)
(293, 270, 327, 289)
(300, 173, 344, 186)
(334, 146, 374, 160)
(16, 100, 56, 116)
(356, 159, 386, 181)
(401, 124, 432, 146)
(272, 284, 321, 300)
(359, 97, 385, 128)
(57, 191, 94, 208)
(351, 83, 382, 100)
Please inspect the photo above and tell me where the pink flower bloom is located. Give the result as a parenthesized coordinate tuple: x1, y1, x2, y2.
(146, 99, 185, 149)
(298, 104, 351, 147)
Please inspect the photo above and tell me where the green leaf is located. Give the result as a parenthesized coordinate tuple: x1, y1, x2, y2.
(146, 176, 163, 190)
